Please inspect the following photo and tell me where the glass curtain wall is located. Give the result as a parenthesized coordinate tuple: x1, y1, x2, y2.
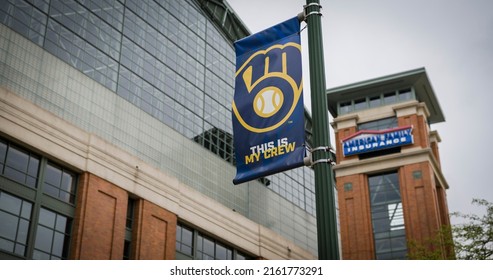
(368, 172, 407, 259)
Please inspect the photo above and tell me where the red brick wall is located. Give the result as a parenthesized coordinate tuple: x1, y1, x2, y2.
(70, 173, 128, 259)
(336, 174, 375, 259)
(430, 140, 441, 167)
(70, 173, 178, 260)
(133, 199, 177, 260)
(399, 162, 454, 258)
(335, 126, 357, 164)
(399, 163, 440, 243)
(398, 115, 430, 150)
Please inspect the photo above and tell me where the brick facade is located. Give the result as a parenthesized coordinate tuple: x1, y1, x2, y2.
(70, 173, 128, 259)
(336, 174, 374, 259)
(334, 104, 452, 259)
(70, 172, 177, 260)
(132, 199, 177, 259)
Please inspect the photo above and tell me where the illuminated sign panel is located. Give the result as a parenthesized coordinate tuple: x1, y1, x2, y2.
(342, 126, 413, 157)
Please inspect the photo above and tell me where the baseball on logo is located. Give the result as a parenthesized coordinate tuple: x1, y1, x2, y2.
(253, 86, 284, 118)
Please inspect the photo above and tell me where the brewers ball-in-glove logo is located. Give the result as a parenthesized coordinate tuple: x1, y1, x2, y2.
(232, 42, 302, 133)
(232, 17, 305, 185)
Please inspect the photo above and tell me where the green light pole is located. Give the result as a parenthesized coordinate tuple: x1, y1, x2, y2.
(304, 0, 340, 259)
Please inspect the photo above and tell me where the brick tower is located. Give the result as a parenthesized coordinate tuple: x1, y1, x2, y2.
(327, 68, 452, 259)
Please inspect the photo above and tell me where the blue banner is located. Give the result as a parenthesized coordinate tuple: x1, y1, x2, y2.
(342, 126, 414, 156)
(232, 17, 305, 185)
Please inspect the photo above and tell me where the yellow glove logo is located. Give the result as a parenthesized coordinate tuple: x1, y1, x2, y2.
(232, 42, 302, 133)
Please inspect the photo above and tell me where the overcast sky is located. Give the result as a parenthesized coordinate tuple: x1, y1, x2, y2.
(227, 0, 493, 223)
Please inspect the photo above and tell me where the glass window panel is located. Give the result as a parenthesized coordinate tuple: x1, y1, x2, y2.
(180, 244, 192, 256)
(21, 202, 32, 219)
(339, 101, 352, 114)
(391, 236, 407, 251)
(358, 117, 397, 131)
(0, 140, 7, 163)
(34, 209, 71, 260)
(38, 208, 56, 228)
(0, 211, 18, 240)
(6, 146, 29, 172)
(14, 244, 26, 256)
(59, 191, 73, 204)
(227, 249, 232, 260)
(33, 250, 50, 260)
(216, 243, 227, 260)
(175, 225, 182, 241)
(384, 172, 398, 182)
(0, 191, 22, 215)
(44, 164, 61, 186)
(202, 237, 214, 256)
(399, 89, 412, 101)
(181, 227, 192, 247)
(0, 238, 15, 252)
(383, 92, 397, 104)
(17, 219, 29, 244)
(0, 191, 32, 257)
(34, 225, 53, 253)
(25, 176, 37, 188)
(4, 167, 25, 184)
(391, 250, 407, 259)
(42, 163, 76, 203)
(376, 252, 392, 260)
(43, 184, 59, 199)
(369, 96, 381, 108)
(386, 189, 401, 201)
(197, 235, 202, 250)
(354, 98, 367, 111)
(372, 218, 390, 233)
(55, 215, 67, 232)
(52, 232, 64, 257)
(371, 191, 386, 205)
(375, 239, 391, 253)
(369, 172, 407, 259)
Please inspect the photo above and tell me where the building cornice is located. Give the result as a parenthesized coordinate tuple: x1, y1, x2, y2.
(326, 68, 445, 124)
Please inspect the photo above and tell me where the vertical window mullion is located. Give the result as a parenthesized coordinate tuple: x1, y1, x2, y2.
(25, 157, 47, 259)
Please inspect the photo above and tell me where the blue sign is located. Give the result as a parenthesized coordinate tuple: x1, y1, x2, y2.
(232, 17, 305, 185)
(342, 126, 414, 156)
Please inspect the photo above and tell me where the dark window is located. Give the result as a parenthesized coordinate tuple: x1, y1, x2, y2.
(358, 117, 398, 131)
(176, 224, 193, 257)
(369, 95, 381, 108)
(1, 144, 39, 189)
(43, 162, 77, 204)
(339, 101, 352, 114)
(0, 136, 77, 260)
(176, 223, 252, 260)
(354, 98, 367, 111)
(368, 172, 407, 259)
(33, 208, 71, 260)
(123, 198, 135, 260)
(0, 191, 32, 257)
(399, 88, 412, 101)
(383, 92, 397, 104)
